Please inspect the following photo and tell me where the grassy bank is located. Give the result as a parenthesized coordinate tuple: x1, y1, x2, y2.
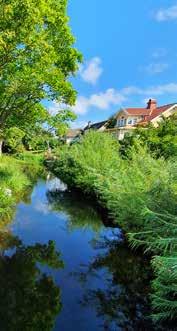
(0, 152, 44, 221)
(50, 131, 177, 329)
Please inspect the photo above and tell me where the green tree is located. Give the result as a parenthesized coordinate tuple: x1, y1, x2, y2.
(0, 239, 64, 331)
(0, 0, 81, 153)
(4, 126, 25, 153)
(47, 108, 77, 140)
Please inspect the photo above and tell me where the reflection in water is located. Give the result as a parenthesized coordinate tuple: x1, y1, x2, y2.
(0, 177, 154, 331)
(47, 189, 103, 233)
(0, 237, 63, 331)
(0, 230, 20, 257)
(46, 186, 152, 330)
(46, 176, 68, 193)
(71, 238, 153, 331)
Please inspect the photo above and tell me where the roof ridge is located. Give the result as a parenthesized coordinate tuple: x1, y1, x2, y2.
(156, 103, 176, 109)
(126, 107, 146, 109)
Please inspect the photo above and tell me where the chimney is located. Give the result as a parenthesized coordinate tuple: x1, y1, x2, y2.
(147, 99, 157, 112)
(88, 121, 91, 129)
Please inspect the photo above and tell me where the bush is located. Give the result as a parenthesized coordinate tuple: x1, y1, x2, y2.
(119, 115, 177, 159)
(54, 131, 120, 193)
(53, 132, 176, 229)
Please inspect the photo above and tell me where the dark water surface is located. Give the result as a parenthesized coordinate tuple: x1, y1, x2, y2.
(1, 177, 152, 331)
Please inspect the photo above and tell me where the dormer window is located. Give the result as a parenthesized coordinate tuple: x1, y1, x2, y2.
(119, 118, 126, 126)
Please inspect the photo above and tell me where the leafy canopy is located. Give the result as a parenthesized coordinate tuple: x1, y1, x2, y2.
(0, 0, 81, 134)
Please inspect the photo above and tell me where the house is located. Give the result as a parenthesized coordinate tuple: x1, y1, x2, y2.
(65, 129, 82, 144)
(65, 121, 108, 144)
(84, 120, 108, 132)
(110, 99, 177, 140)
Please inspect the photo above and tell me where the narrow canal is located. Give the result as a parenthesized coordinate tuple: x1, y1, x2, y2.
(1, 176, 152, 331)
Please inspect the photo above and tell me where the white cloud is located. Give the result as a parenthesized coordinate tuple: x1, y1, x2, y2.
(154, 5, 177, 21)
(122, 83, 177, 97)
(144, 62, 169, 74)
(121, 83, 177, 97)
(89, 89, 126, 109)
(73, 96, 90, 115)
(79, 57, 103, 84)
(72, 88, 126, 115)
(152, 48, 167, 58)
(34, 200, 50, 215)
(48, 83, 177, 117)
(144, 83, 177, 96)
(121, 86, 142, 95)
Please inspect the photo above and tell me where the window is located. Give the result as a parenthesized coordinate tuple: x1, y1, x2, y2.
(128, 119, 132, 125)
(133, 118, 137, 124)
(118, 117, 126, 127)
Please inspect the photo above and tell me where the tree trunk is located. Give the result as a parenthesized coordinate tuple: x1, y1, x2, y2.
(0, 139, 3, 156)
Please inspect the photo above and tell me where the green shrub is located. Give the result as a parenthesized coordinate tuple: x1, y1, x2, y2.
(119, 114, 177, 159)
(54, 131, 120, 193)
(53, 133, 176, 230)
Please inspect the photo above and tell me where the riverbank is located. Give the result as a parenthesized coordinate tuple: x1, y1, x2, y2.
(0, 152, 44, 221)
(48, 130, 177, 329)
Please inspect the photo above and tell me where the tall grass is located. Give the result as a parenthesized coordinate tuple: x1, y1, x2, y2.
(0, 153, 44, 221)
(52, 130, 177, 327)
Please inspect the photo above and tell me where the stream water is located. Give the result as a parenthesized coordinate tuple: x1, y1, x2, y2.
(1, 176, 152, 331)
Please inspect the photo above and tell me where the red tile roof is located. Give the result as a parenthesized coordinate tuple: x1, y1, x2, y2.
(124, 103, 176, 124)
(147, 104, 175, 121)
(125, 108, 150, 116)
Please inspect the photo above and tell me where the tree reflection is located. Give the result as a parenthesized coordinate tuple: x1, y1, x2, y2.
(47, 190, 103, 232)
(73, 238, 153, 331)
(0, 238, 63, 331)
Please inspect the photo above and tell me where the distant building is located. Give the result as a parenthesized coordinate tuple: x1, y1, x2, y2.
(65, 129, 82, 145)
(108, 99, 177, 140)
(71, 99, 177, 143)
(84, 120, 108, 132)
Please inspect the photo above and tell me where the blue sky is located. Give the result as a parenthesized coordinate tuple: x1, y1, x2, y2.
(50, 1, 177, 128)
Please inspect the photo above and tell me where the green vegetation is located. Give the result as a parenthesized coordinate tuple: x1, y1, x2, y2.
(51, 118, 177, 328)
(2, 127, 61, 154)
(119, 114, 177, 159)
(0, 0, 176, 327)
(0, 153, 44, 221)
(0, 0, 81, 154)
